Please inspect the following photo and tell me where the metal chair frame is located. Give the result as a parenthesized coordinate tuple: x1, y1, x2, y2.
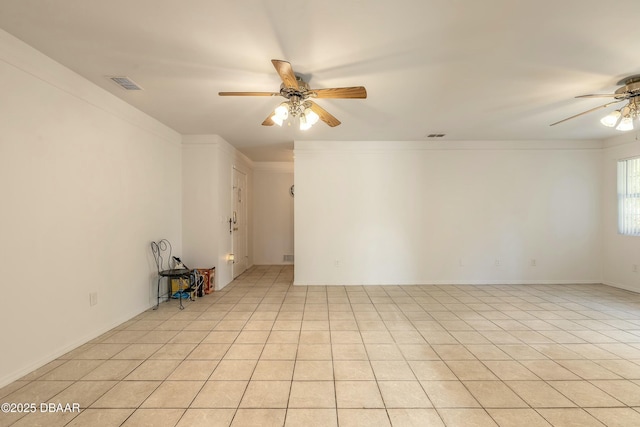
(151, 239, 193, 310)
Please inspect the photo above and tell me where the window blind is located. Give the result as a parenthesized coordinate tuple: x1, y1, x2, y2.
(618, 156, 640, 236)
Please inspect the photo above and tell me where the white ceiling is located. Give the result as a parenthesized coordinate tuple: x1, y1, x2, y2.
(1, 0, 640, 161)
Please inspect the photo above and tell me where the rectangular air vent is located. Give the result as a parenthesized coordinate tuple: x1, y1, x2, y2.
(283, 255, 294, 262)
(108, 76, 143, 90)
(426, 133, 446, 138)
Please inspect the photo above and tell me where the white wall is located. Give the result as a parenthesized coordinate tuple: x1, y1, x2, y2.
(182, 137, 220, 269)
(0, 30, 182, 386)
(253, 163, 294, 265)
(295, 140, 603, 285)
(182, 135, 253, 289)
(602, 135, 640, 292)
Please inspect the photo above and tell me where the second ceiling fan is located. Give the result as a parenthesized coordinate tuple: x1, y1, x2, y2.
(219, 59, 367, 129)
(550, 75, 640, 131)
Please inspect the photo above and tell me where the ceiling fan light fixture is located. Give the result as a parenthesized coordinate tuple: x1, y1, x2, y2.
(299, 114, 312, 131)
(550, 74, 640, 129)
(274, 103, 289, 120)
(220, 60, 365, 128)
(304, 107, 320, 125)
(600, 110, 622, 127)
(271, 114, 284, 126)
(616, 116, 634, 131)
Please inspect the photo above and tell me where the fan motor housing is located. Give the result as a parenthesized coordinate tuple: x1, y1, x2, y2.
(616, 80, 640, 98)
(280, 78, 311, 100)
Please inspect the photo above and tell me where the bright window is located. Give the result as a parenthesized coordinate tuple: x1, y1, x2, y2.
(618, 156, 640, 236)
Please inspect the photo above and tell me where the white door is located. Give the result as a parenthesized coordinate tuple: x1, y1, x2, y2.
(232, 168, 248, 278)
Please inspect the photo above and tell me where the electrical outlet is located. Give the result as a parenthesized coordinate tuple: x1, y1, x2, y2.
(531, 259, 537, 267)
(335, 260, 340, 267)
(495, 259, 500, 267)
(633, 264, 638, 273)
(459, 258, 464, 267)
(89, 292, 98, 307)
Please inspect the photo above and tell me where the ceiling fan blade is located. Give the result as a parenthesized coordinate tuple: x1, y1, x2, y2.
(550, 99, 626, 126)
(262, 114, 275, 126)
(271, 59, 299, 90)
(309, 101, 341, 127)
(310, 87, 368, 99)
(576, 94, 628, 99)
(218, 92, 279, 96)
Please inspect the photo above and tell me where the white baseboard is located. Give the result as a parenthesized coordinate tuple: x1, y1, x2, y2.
(293, 279, 602, 286)
(602, 280, 640, 294)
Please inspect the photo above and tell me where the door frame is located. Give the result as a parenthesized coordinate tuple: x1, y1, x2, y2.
(232, 166, 248, 278)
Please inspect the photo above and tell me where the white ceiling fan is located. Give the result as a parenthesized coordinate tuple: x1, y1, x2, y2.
(551, 75, 640, 131)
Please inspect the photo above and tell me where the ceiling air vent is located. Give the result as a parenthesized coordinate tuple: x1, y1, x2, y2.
(108, 76, 143, 91)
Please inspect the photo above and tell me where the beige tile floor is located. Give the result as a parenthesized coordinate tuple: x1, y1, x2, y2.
(2, 265, 640, 426)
